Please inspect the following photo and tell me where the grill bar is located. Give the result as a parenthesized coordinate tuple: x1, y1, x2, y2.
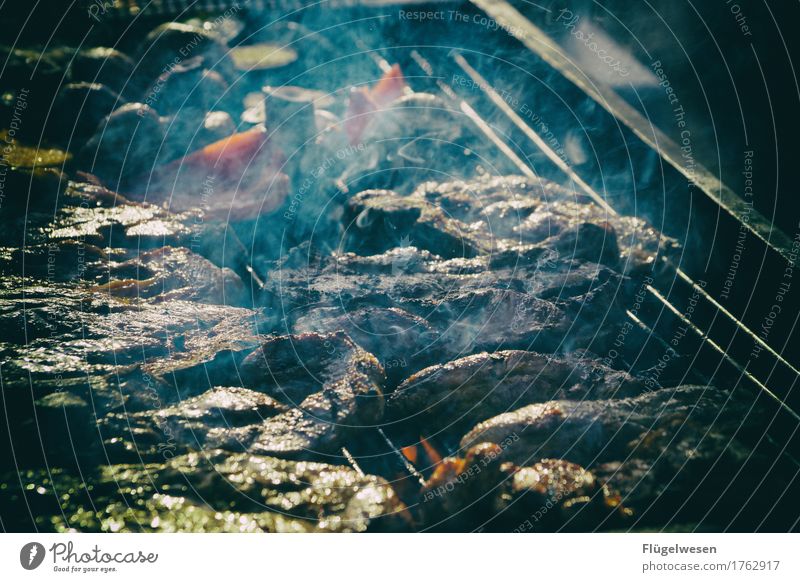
(646, 283, 799, 422)
(470, 0, 796, 265)
(397, 51, 536, 179)
(673, 267, 800, 382)
(340, 446, 365, 476)
(406, 47, 790, 393)
(447, 49, 800, 407)
(351, 36, 537, 180)
(451, 50, 615, 215)
(371, 47, 799, 470)
(376, 428, 425, 486)
(418, 11, 800, 429)
(340, 23, 800, 475)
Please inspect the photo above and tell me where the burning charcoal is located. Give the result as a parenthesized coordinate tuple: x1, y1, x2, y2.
(459, 386, 760, 469)
(1, 450, 407, 532)
(91, 246, 247, 305)
(69, 47, 137, 96)
(345, 189, 482, 259)
(268, 246, 626, 379)
(135, 23, 235, 86)
(78, 103, 166, 188)
(489, 458, 621, 532)
(163, 106, 238, 163)
(0, 278, 266, 421)
(128, 126, 290, 221)
(419, 442, 510, 530)
(344, 64, 407, 144)
(236, 332, 386, 460)
(420, 444, 620, 531)
(99, 387, 290, 461)
(50, 82, 125, 145)
(388, 350, 649, 435)
(143, 57, 231, 117)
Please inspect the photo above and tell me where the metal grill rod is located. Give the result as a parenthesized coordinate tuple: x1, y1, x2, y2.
(647, 284, 799, 422)
(444, 48, 800, 415)
(451, 50, 615, 214)
(469, 0, 796, 265)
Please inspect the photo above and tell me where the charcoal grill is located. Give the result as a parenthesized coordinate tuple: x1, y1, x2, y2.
(10, 0, 800, 530)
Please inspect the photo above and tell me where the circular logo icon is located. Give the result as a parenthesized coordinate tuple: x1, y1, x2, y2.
(20, 542, 46, 570)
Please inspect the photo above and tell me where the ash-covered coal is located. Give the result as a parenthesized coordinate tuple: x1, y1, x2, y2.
(418, 386, 774, 531)
(344, 175, 677, 273)
(267, 245, 627, 384)
(387, 349, 650, 434)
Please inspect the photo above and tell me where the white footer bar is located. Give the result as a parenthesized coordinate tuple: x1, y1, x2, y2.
(1, 533, 797, 580)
